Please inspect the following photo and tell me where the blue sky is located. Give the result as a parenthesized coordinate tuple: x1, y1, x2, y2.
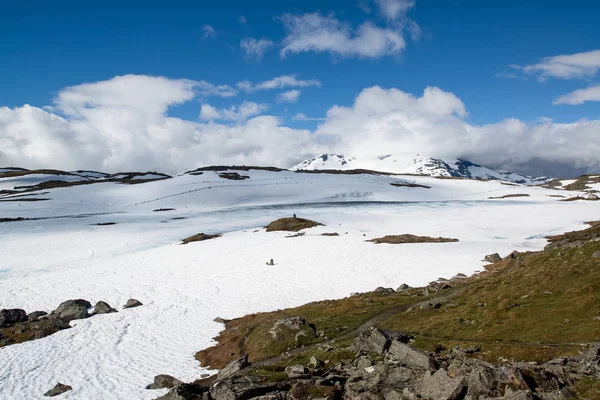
(0, 0, 599, 175)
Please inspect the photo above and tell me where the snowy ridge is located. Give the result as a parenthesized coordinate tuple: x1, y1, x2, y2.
(290, 154, 547, 184)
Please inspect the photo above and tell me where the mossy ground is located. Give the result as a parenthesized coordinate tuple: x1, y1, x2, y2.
(197, 223, 600, 371)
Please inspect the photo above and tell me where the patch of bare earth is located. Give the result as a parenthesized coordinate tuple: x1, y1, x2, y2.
(367, 234, 458, 244)
(265, 218, 323, 232)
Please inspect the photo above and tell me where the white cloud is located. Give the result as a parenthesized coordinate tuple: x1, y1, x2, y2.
(1, 75, 600, 177)
(200, 101, 269, 122)
(510, 49, 600, 81)
(313, 86, 600, 175)
(240, 38, 274, 60)
(276, 90, 301, 103)
(238, 15, 246, 24)
(293, 113, 325, 121)
(554, 85, 600, 105)
(375, 0, 415, 21)
(237, 75, 321, 92)
(280, 13, 406, 58)
(202, 25, 216, 39)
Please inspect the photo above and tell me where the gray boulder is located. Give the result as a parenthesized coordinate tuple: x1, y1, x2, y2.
(217, 355, 249, 380)
(484, 253, 502, 263)
(155, 383, 209, 400)
(44, 383, 72, 397)
(147, 374, 183, 390)
(387, 341, 437, 371)
(345, 363, 423, 398)
(0, 308, 27, 327)
(285, 364, 309, 379)
(92, 301, 117, 315)
(210, 375, 290, 400)
(486, 390, 534, 400)
(123, 298, 143, 309)
(53, 299, 91, 322)
(352, 327, 413, 355)
(592, 251, 600, 259)
(466, 364, 529, 399)
(373, 287, 395, 295)
(27, 311, 48, 321)
(397, 284, 411, 291)
(417, 368, 465, 400)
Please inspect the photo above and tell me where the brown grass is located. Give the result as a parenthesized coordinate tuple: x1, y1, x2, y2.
(367, 234, 459, 244)
(265, 218, 323, 232)
(488, 193, 530, 199)
(182, 233, 221, 244)
(390, 182, 431, 189)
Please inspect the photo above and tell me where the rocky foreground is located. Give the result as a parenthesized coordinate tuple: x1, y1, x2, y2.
(155, 326, 600, 399)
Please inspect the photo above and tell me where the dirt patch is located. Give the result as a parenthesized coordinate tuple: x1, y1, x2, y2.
(0, 217, 28, 223)
(368, 234, 459, 244)
(488, 193, 530, 199)
(218, 172, 250, 181)
(265, 218, 323, 232)
(153, 208, 175, 212)
(182, 233, 221, 244)
(186, 166, 283, 173)
(0, 198, 50, 202)
(321, 232, 339, 236)
(390, 182, 431, 189)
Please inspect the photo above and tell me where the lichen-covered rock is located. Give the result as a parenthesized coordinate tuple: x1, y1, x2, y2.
(0, 309, 27, 327)
(146, 374, 183, 390)
(92, 301, 117, 315)
(217, 355, 249, 380)
(417, 368, 465, 400)
(155, 383, 209, 400)
(53, 299, 91, 322)
(387, 341, 437, 371)
(123, 298, 143, 309)
(43, 382, 72, 397)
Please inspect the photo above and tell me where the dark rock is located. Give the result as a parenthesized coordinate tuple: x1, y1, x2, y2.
(388, 341, 437, 371)
(397, 284, 411, 291)
(123, 299, 143, 309)
(484, 253, 502, 263)
(0, 309, 27, 327)
(210, 375, 290, 400)
(92, 301, 117, 315)
(213, 317, 229, 324)
(373, 287, 395, 295)
(27, 311, 48, 321)
(53, 299, 92, 322)
(155, 383, 210, 400)
(485, 391, 534, 399)
(345, 363, 423, 398)
(217, 355, 249, 380)
(44, 382, 72, 397)
(351, 327, 393, 354)
(146, 374, 184, 390)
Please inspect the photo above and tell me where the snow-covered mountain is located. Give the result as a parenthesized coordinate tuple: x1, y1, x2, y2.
(290, 154, 547, 185)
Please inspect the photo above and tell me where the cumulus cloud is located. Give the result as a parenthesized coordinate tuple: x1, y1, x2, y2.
(1, 74, 600, 177)
(240, 37, 274, 60)
(200, 101, 269, 122)
(554, 85, 600, 105)
(276, 90, 301, 103)
(237, 75, 321, 92)
(202, 25, 216, 39)
(280, 13, 406, 58)
(313, 86, 600, 175)
(509, 49, 600, 81)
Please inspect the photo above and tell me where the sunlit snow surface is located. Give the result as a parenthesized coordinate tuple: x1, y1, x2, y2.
(0, 170, 597, 399)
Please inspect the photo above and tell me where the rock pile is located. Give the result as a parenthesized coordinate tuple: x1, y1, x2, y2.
(156, 327, 598, 399)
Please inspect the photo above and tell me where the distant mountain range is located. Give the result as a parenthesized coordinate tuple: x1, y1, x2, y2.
(290, 154, 548, 185)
